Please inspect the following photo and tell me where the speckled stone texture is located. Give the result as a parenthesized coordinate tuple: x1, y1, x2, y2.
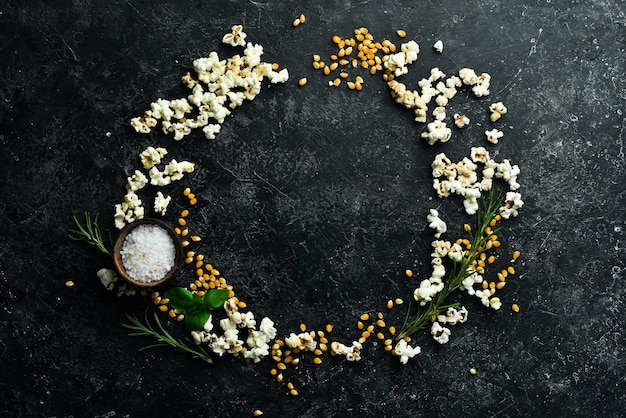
(1, 0, 625, 416)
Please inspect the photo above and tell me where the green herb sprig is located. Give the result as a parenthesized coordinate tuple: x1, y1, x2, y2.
(68, 212, 112, 256)
(122, 310, 213, 364)
(398, 188, 504, 339)
(164, 287, 230, 330)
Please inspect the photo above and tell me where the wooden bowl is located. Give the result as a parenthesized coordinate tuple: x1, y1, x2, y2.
(112, 218, 183, 288)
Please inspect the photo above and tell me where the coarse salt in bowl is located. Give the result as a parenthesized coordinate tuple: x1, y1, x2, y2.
(113, 218, 183, 287)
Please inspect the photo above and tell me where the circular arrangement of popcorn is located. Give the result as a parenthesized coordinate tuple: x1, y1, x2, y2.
(104, 23, 525, 401)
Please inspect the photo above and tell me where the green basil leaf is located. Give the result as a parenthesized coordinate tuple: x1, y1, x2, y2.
(164, 287, 195, 310)
(184, 311, 211, 331)
(204, 288, 230, 310)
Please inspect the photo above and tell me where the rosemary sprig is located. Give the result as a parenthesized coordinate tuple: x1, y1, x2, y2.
(121, 311, 213, 364)
(398, 188, 504, 339)
(68, 212, 112, 256)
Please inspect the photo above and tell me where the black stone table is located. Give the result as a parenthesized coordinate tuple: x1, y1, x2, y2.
(1, 0, 625, 416)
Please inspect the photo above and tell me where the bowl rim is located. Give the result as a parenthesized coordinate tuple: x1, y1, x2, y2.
(112, 218, 183, 288)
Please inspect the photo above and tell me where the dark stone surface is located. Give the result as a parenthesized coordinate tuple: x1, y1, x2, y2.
(1, 0, 625, 416)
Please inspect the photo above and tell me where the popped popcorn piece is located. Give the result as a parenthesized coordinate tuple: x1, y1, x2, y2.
(154, 191, 171, 216)
(432, 106, 446, 121)
(499, 191, 524, 219)
(433, 40, 443, 53)
(97, 268, 118, 291)
(459, 68, 478, 85)
(472, 73, 491, 97)
(202, 123, 221, 140)
(436, 306, 468, 325)
(427, 208, 447, 238)
(126, 170, 148, 192)
(421, 120, 452, 145)
(330, 341, 362, 362)
(431, 321, 451, 344)
(470, 146, 490, 164)
(222, 24, 247, 47)
(489, 101, 508, 122)
(393, 339, 421, 364)
(139, 146, 168, 169)
(285, 332, 317, 351)
(485, 128, 504, 144)
(454, 113, 470, 128)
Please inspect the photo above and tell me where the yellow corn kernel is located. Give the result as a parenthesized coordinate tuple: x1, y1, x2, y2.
(377, 312, 384, 320)
(292, 19, 300, 27)
(299, 323, 306, 332)
(329, 62, 339, 71)
(323, 66, 331, 76)
(158, 305, 168, 312)
(496, 281, 506, 289)
(367, 324, 375, 333)
(470, 368, 478, 375)
(512, 303, 520, 312)
(347, 81, 356, 90)
(289, 389, 298, 396)
(405, 269, 414, 278)
(277, 362, 287, 370)
(360, 313, 370, 321)
(487, 255, 496, 264)
(298, 77, 307, 86)
(361, 330, 371, 339)
(253, 409, 264, 416)
(168, 309, 176, 318)
(178, 218, 187, 226)
(355, 82, 363, 91)
(376, 319, 386, 328)
(313, 348, 323, 356)
(176, 314, 184, 322)
(180, 229, 189, 237)
(332, 35, 341, 44)
(497, 272, 506, 282)
(482, 281, 489, 289)
(386, 300, 393, 310)
(191, 236, 201, 242)
(339, 59, 349, 66)
(299, 14, 305, 23)
(340, 71, 349, 79)
(507, 266, 516, 274)
(325, 323, 333, 333)
(313, 54, 320, 62)
(312, 61, 320, 69)
(485, 240, 493, 250)
(388, 326, 396, 335)
(64, 280, 74, 287)
(512, 250, 521, 260)
(357, 321, 364, 330)
(189, 198, 197, 205)
(333, 78, 341, 87)
(174, 227, 182, 235)
(376, 332, 385, 340)
(237, 300, 247, 309)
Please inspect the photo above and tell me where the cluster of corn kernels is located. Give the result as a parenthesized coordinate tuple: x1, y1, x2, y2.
(268, 322, 334, 396)
(306, 27, 406, 89)
(460, 215, 522, 311)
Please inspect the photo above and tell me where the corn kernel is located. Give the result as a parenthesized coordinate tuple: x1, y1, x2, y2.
(323, 66, 331, 76)
(512, 303, 520, 312)
(405, 269, 413, 278)
(178, 218, 187, 226)
(360, 313, 370, 321)
(253, 410, 264, 416)
(470, 368, 478, 375)
(376, 332, 385, 340)
(189, 198, 197, 205)
(512, 250, 521, 260)
(299, 14, 305, 23)
(347, 81, 356, 90)
(292, 19, 300, 27)
(333, 78, 341, 87)
(388, 326, 396, 335)
(325, 323, 333, 333)
(507, 266, 516, 274)
(289, 389, 298, 396)
(313, 348, 323, 356)
(376, 319, 386, 328)
(191, 236, 201, 242)
(386, 300, 393, 310)
(395, 298, 404, 305)
(313, 54, 320, 62)
(298, 77, 307, 86)
(65, 280, 74, 287)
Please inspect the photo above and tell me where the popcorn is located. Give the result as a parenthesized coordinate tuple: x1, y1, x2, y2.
(433, 40, 444, 53)
(427, 209, 447, 238)
(126, 170, 148, 192)
(459, 68, 478, 85)
(436, 306, 468, 325)
(485, 128, 504, 144)
(472, 73, 491, 97)
(430, 322, 451, 344)
(330, 341, 362, 361)
(285, 332, 317, 351)
(432, 106, 446, 121)
(153, 191, 171, 216)
(421, 120, 452, 145)
(139, 146, 168, 169)
(393, 339, 421, 364)
(131, 26, 289, 142)
(470, 146, 490, 164)
(97, 268, 118, 291)
(489, 101, 508, 122)
(222, 24, 247, 47)
(499, 191, 524, 219)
